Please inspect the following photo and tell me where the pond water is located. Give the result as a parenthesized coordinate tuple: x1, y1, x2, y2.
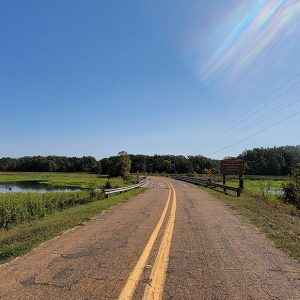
(258, 188, 283, 196)
(0, 181, 82, 193)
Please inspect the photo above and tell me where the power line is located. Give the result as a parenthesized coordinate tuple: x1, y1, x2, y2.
(226, 94, 300, 137)
(209, 108, 300, 156)
(218, 70, 300, 134)
(208, 82, 300, 149)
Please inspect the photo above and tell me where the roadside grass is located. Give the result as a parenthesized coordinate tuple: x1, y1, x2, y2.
(0, 172, 131, 189)
(0, 191, 96, 228)
(175, 174, 288, 194)
(217, 178, 286, 193)
(0, 188, 145, 264)
(202, 187, 300, 261)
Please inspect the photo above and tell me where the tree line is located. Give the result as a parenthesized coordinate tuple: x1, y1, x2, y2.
(0, 145, 299, 176)
(0, 156, 100, 173)
(239, 146, 300, 175)
(101, 154, 219, 176)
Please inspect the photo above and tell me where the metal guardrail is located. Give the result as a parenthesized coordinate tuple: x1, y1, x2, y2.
(174, 175, 241, 197)
(104, 177, 147, 197)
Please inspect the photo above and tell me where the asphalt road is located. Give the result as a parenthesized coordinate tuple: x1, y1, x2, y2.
(1, 177, 300, 299)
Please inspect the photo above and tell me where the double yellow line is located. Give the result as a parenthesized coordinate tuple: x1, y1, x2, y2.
(118, 181, 177, 300)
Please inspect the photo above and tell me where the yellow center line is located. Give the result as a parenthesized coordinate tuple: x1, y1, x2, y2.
(142, 182, 177, 300)
(118, 181, 172, 300)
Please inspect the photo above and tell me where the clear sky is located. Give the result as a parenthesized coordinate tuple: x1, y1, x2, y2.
(1, 0, 300, 159)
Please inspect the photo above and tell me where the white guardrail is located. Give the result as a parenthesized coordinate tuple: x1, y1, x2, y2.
(104, 177, 147, 197)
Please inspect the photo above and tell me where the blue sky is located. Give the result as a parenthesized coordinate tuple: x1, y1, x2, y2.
(1, 0, 300, 159)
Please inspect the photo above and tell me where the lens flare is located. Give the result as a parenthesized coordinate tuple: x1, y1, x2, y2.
(198, 0, 300, 78)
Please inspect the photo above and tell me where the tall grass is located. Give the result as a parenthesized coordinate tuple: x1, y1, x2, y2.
(0, 191, 101, 228)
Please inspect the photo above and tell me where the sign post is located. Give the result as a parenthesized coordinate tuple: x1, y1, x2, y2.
(220, 159, 245, 191)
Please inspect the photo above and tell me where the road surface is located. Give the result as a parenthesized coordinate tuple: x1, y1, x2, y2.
(1, 177, 300, 299)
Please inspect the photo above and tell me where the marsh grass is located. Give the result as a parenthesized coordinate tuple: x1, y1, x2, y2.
(0, 172, 130, 189)
(0, 191, 98, 228)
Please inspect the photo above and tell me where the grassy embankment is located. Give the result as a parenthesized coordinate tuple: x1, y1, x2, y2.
(201, 176, 300, 261)
(0, 172, 145, 264)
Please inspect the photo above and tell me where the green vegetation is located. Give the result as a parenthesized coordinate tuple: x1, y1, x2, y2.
(203, 187, 300, 261)
(0, 156, 100, 173)
(0, 188, 145, 264)
(0, 172, 142, 230)
(240, 145, 300, 175)
(0, 172, 129, 189)
(211, 175, 286, 194)
(86, 145, 300, 176)
(283, 163, 300, 209)
(1, 145, 299, 176)
(102, 154, 218, 175)
(119, 151, 132, 179)
(0, 191, 97, 228)
(104, 151, 132, 179)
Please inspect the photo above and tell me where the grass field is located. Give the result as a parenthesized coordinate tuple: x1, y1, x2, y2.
(0, 172, 132, 189)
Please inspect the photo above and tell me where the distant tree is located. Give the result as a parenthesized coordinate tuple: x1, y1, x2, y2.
(0, 155, 100, 173)
(79, 156, 99, 173)
(174, 156, 193, 174)
(188, 155, 219, 174)
(2, 145, 299, 176)
(239, 146, 300, 175)
(106, 156, 120, 177)
(130, 154, 147, 173)
(100, 158, 110, 175)
(118, 151, 132, 179)
(161, 160, 173, 173)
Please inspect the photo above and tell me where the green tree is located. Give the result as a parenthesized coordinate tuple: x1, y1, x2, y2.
(161, 160, 173, 173)
(118, 151, 132, 179)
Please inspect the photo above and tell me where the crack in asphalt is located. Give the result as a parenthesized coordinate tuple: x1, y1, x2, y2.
(20, 273, 66, 290)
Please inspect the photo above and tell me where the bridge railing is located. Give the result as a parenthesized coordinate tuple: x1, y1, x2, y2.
(174, 175, 241, 197)
(104, 177, 147, 197)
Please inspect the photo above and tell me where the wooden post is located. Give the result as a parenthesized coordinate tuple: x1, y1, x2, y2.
(239, 174, 244, 190)
(223, 174, 226, 193)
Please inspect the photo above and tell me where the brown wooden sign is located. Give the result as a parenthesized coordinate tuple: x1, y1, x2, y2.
(221, 159, 245, 175)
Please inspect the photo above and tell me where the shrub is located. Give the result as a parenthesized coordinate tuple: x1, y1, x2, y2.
(282, 182, 300, 209)
(282, 163, 300, 209)
(104, 180, 112, 189)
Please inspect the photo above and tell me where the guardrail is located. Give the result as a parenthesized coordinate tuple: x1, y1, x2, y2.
(104, 177, 147, 197)
(174, 175, 241, 197)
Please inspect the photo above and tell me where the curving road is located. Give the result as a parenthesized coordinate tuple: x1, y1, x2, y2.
(1, 177, 300, 299)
